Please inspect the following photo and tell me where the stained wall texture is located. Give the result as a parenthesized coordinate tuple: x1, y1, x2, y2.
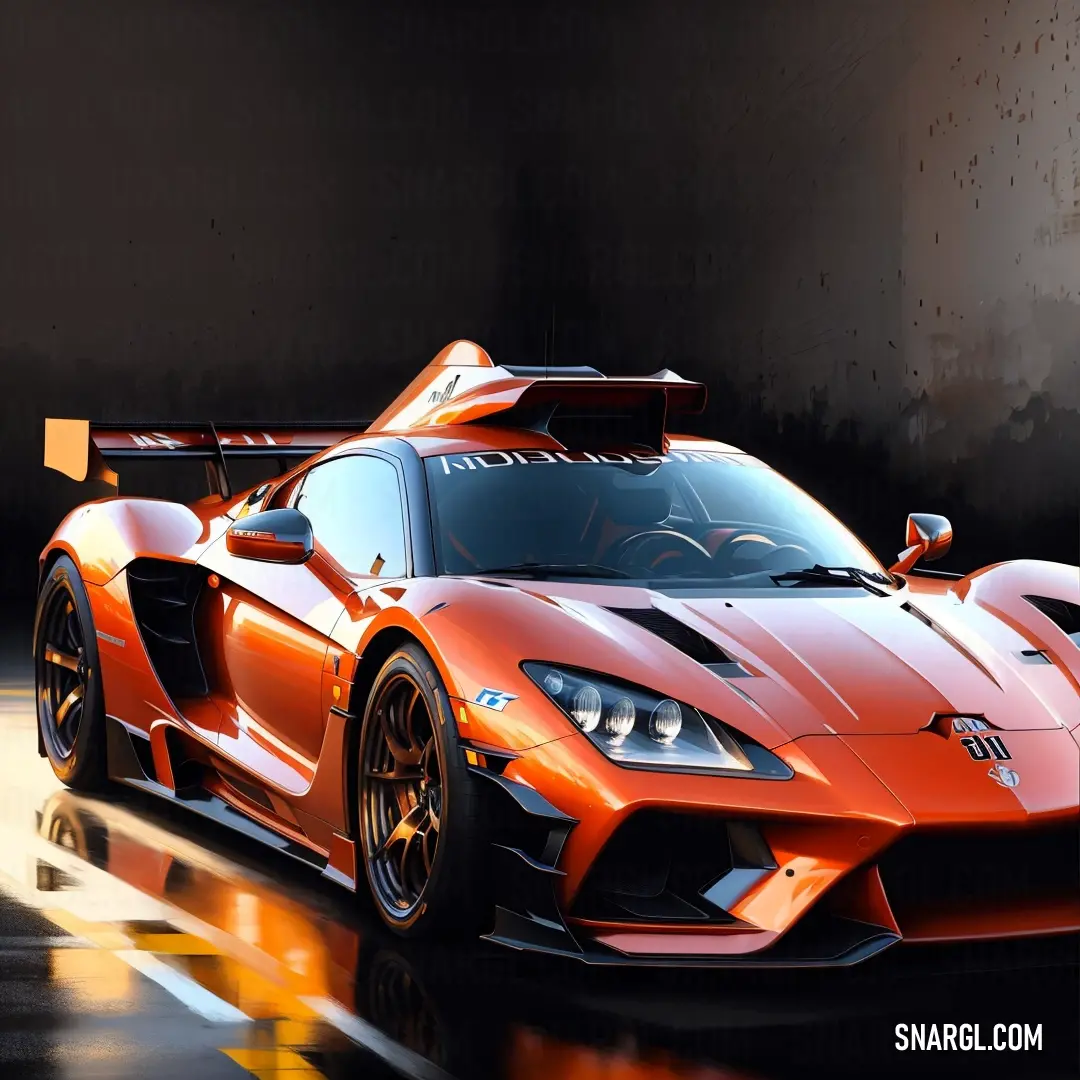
(740, 0, 1080, 528)
(0, 0, 1076, 600)
(897, 0, 1080, 520)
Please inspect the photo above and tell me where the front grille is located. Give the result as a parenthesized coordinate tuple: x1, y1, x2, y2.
(877, 823, 1080, 919)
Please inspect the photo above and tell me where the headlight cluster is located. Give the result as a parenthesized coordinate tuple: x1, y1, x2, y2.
(524, 662, 791, 777)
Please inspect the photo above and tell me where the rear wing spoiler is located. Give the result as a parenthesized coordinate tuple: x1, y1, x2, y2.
(44, 419, 369, 498)
(368, 339, 708, 453)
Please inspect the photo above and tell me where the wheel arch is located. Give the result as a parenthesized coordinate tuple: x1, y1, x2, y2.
(34, 550, 109, 787)
(35, 548, 84, 759)
(38, 542, 79, 596)
(344, 625, 426, 836)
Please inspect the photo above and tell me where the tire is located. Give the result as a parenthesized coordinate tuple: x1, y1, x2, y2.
(357, 642, 489, 938)
(34, 555, 109, 791)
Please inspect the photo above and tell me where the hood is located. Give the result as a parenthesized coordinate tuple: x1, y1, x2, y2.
(506, 578, 1078, 741)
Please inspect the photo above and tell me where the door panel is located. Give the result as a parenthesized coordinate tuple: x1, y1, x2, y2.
(199, 539, 349, 786)
(217, 587, 328, 766)
(201, 538, 345, 639)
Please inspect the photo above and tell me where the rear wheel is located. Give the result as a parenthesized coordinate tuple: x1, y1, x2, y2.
(34, 556, 108, 791)
(357, 643, 488, 937)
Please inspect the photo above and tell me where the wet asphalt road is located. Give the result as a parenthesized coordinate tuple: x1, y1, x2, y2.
(1, 633, 1078, 1080)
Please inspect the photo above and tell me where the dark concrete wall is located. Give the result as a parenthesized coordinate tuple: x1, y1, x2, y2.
(1, 1, 1076, 600)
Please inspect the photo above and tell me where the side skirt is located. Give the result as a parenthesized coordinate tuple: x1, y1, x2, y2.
(105, 715, 329, 873)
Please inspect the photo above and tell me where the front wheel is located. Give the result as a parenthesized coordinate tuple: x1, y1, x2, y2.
(357, 643, 489, 938)
(34, 555, 109, 791)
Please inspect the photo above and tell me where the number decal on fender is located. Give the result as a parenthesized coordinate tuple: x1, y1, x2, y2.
(960, 733, 1011, 762)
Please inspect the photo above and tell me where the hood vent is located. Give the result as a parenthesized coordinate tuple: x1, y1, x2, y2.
(1024, 595, 1080, 645)
(607, 606, 732, 665)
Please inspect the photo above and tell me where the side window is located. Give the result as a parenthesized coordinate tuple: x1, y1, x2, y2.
(294, 456, 407, 577)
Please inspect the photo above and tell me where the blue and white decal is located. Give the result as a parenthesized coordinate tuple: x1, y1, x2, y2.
(475, 688, 518, 712)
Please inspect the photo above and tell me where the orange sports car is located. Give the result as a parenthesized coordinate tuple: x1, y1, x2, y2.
(34, 339, 1080, 965)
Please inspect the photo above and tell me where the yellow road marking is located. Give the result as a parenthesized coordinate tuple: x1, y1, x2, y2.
(41, 909, 134, 950)
(28, 824, 349, 1080)
(32, 911, 248, 1023)
(131, 931, 220, 955)
(46, 907, 332, 1079)
(272, 1018, 321, 1049)
(21, 849, 332, 1080)
(0, 688, 33, 697)
(221, 1047, 324, 1073)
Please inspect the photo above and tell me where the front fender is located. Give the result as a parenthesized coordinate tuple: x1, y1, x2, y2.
(331, 578, 583, 751)
(962, 560, 1080, 722)
(333, 575, 790, 752)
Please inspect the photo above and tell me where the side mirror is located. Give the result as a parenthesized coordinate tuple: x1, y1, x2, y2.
(226, 508, 313, 565)
(890, 513, 953, 574)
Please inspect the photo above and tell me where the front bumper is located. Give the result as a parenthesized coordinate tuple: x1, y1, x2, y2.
(472, 726, 1080, 966)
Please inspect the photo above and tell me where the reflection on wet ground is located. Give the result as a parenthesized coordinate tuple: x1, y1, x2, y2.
(1, 642, 1077, 1079)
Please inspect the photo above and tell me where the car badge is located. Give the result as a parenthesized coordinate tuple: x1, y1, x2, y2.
(988, 763, 1020, 788)
(475, 688, 517, 712)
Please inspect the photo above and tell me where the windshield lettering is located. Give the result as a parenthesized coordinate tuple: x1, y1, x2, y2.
(437, 448, 742, 475)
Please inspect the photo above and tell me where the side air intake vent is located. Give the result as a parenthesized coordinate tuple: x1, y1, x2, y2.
(1024, 595, 1080, 644)
(126, 558, 209, 700)
(607, 607, 732, 665)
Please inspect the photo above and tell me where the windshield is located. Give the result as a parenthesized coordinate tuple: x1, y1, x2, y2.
(423, 448, 888, 589)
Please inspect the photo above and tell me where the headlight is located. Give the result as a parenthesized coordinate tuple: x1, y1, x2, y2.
(523, 662, 792, 777)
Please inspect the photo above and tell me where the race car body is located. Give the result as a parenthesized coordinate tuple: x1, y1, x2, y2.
(35, 339, 1080, 965)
